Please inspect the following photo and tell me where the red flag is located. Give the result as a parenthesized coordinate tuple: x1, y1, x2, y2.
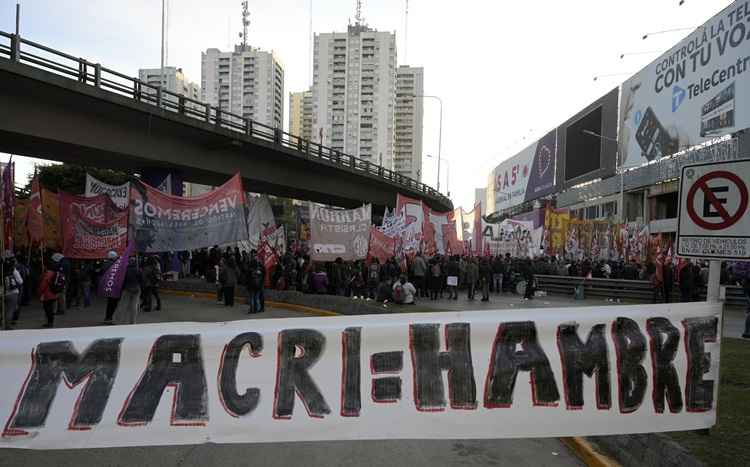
(1, 161, 15, 251)
(27, 174, 43, 243)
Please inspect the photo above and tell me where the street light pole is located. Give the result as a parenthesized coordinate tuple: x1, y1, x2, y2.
(413, 94, 443, 192)
(426, 154, 450, 197)
(582, 129, 625, 223)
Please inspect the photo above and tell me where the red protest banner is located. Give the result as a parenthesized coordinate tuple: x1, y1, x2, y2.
(367, 226, 395, 264)
(60, 192, 128, 259)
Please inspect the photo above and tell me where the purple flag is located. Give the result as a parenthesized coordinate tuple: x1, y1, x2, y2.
(98, 242, 135, 298)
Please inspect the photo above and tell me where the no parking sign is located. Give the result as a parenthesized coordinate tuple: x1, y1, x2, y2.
(677, 159, 750, 259)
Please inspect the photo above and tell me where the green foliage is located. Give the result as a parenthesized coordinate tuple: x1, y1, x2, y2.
(668, 338, 750, 466)
(25, 164, 131, 195)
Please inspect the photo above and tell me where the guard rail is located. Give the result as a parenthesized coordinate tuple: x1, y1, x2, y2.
(535, 274, 747, 307)
(0, 31, 452, 210)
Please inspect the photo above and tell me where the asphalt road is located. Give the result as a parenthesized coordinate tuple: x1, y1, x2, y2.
(1, 292, 583, 467)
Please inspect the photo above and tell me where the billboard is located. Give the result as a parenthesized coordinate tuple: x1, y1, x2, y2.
(488, 129, 557, 213)
(557, 87, 619, 188)
(619, 1, 750, 168)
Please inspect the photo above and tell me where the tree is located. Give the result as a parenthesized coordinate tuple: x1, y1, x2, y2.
(24, 164, 131, 195)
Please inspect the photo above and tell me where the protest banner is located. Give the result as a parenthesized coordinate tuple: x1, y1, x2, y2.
(0, 302, 721, 449)
(60, 193, 129, 259)
(97, 242, 135, 299)
(395, 194, 425, 254)
(310, 204, 371, 261)
(480, 218, 535, 258)
(41, 188, 62, 251)
(246, 195, 276, 251)
(13, 199, 29, 248)
(367, 226, 396, 264)
(85, 174, 130, 210)
(129, 174, 248, 253)
(27, 176, 43, 243)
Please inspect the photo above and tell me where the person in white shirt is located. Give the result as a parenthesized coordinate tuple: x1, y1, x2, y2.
(393, 275, 417, 305)
(4, 252, 24, 330)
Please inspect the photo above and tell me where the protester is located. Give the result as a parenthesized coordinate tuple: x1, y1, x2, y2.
(479, 257, 491, 302)
(118, 257, 144, 324)
(412, 252, 428, 298)
(446, 255, 459, 300)
(465, 257, 478, 300)
(367, 258, 381, 299)
(491, 255, 503, 295)
(310, 264, 329, 296)
(663, 262, 674, 303)
(429, 257, 442, 301)
(102, 251, 121, 324)
(393, 274, 416, 305)
(221, 257, 239, 307)
(4, 252, 23, 330)
(142, 257, 162, 312)
(39, 253, 65, 328)
(523, 259, 535, 300)
(246, 255, 265, 313)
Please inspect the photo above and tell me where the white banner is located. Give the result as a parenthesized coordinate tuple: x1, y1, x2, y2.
(619, 1, 750, 167)
(0, 303, 721, 449)
(85, 174, 130, 210)
(480, 219, 536, 258)
(245, 195, 276, 251)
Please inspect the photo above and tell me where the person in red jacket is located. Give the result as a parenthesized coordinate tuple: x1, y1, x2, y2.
(38, 262, 61, 328)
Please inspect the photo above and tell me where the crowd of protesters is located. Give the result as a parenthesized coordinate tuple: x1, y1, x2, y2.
(4, 245, 750, 339)
(2, 247, 171, 330)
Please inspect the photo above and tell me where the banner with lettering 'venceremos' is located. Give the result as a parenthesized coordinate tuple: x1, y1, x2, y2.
(0, 302, 720, 449)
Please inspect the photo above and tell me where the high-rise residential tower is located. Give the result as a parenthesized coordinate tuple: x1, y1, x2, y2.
(289, 89, 313, 140)
(394, 65, 424, 180)
(311, 23, 397, 168)
(201, 45, 284, 129)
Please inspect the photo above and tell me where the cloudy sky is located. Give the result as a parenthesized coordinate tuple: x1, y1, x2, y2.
(0, 0, 735, 208)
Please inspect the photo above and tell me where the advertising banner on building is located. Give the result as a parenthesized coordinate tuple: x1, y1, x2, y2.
(60, 193, 129, 259)
(310, 204, 371, 261)
(489, 129, 557, 213)
(619, 2, 750, 168)
(129, 174, 248, 253)
(0, 303, 721, 449)
(85, 174, 130, 210)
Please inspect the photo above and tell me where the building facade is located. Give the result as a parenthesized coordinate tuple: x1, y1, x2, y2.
(138, 66, 201, 102)
(201, 45, 284, 129)
(288, 89, 313, 140)
(311, 23, 397, 169)
(394, 66, 424, 180)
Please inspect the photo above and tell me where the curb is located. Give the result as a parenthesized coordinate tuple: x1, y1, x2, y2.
(560, 437, 620, 467)
(163, 288, 616, 466)
(161, 288, 340, 317)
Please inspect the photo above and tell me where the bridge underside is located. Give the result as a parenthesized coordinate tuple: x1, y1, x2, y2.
(0, 60, 452, 212)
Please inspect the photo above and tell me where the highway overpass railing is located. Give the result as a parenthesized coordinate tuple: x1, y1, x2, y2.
(0, 31, 451, 209)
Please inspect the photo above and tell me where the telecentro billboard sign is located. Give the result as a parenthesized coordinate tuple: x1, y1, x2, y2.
(488, 129, 557, 213)
(619, 1, 750, 168)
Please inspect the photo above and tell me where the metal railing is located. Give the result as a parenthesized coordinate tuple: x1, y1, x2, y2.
(536, 274, 747, 307)
(0, 31, 451, 209)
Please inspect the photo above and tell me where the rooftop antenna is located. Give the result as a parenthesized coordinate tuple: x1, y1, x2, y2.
(240, 1, 250, 51)
(355, 0, 362, 24)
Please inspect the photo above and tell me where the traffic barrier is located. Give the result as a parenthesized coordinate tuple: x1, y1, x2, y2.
(0, 302, 721, 449)
(535, 275, 748, 307)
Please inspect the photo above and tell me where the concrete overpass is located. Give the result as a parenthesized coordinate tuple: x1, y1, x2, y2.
(0, 32, 452, 212)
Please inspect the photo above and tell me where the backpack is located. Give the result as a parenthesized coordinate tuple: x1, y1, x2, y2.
(393, 284, 404, 303)
(50, 271, 66, 294)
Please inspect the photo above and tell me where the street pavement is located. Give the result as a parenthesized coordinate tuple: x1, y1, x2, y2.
(1, 291, 583, 467)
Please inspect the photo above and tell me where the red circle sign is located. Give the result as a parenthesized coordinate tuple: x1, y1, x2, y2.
(686, 170, 748, 230)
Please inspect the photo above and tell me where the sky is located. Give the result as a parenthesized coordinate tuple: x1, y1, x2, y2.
(0, 0, 736, 208)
